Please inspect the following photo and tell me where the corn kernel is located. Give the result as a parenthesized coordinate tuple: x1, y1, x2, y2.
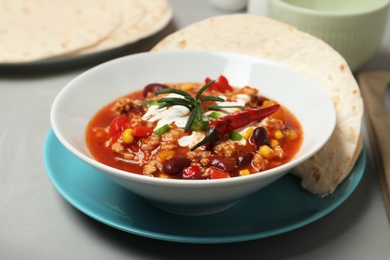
(157, 150, 174, 161)
(122, 129, 134, 144)
(259, 145, 271, 158)
(180, 83, 193, 91)
(159, 173, 169, 178)
(274, 130, 283, 140)
(239, 169, 250, 176)
(242, 128, 254, 140)
(270, 139, 279, 148)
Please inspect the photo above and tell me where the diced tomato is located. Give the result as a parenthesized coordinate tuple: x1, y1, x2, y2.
(123, 122, 133, 129)
(217, 75, 233, 92)
(209, 167, 230, 179)
(109, 115, 128, 137)
(132, 126, 153, 138)
(205, 75, 233, 92)
(111, 133, 121, 144)
(183, 165, 201, 179)
(205, 77, 219, 91)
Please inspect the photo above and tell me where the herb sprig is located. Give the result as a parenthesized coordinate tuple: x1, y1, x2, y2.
(155, 80, 244, 132)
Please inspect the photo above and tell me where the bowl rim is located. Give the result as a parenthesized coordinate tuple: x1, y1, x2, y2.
(269, 0, 390, 17)
(50, 50, 336, 187)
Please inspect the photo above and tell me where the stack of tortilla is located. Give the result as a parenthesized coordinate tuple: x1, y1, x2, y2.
(151, 14, 364, 196)
(0, 0, 172, 63)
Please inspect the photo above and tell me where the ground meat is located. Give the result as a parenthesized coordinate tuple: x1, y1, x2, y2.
(140, 143, 156, 151)
(186, 151, 197, 160)
(143, 160, 158, 175)
(186, 150, 212, 166)
(273, 146, 285, 159)
(123, 153, 135, 160)
(253, 153, 265, 171)
(200, 157, 210, 167)
(265, 117, 285, 131)
(203, 168, 211, 178)
(160, 142, 176, 151)
(199, 151, 212, 158)
(147, 135, 161, 146)
(237, 86, 259, 102)
(139, 135, 161, 151)
(161, 128, 185, 142)
(111, 142, 125, 154)
(111, 98, 143, 115)
(128, 114, 143, 125)
(213, 140, 236, 157)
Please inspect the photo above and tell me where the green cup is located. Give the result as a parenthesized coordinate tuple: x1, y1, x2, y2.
(268, 0, 390, 71)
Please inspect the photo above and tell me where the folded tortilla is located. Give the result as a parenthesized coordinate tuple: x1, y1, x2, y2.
(151, 14, 364, 195)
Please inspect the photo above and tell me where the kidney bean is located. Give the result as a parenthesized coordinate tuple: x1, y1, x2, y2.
(235, 152, 254, 168)
(252, 127, 269, 148)
(143, 83, 168, 97)
(163, 156, 191, 175)
(129, 105, 145, 115)
(210, 155, 235, 172)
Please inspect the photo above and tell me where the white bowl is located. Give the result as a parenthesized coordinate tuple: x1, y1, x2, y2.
(51, 51, 336, 216)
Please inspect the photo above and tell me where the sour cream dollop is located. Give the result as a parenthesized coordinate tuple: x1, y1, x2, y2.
(142, 94, 190, 129)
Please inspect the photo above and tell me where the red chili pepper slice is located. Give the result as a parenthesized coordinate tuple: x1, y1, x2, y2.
(109, 115, 128, 137)
(132, 126, 153, 138)
(191, 105, 280, 151)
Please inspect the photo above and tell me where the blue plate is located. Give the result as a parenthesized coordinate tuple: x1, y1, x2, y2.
(43, 130, 366, 244)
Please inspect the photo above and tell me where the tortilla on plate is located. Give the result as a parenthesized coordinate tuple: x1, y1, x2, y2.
(0, 0, 120, 63)
(0, 0, 172, 63)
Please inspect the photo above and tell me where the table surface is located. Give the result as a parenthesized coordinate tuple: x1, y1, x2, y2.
(1, 1, 390, 259)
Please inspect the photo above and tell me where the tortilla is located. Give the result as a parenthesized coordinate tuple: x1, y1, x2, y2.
(76, 0, 172, 54)
(0, 0, 120, 63)
(0, 0, 172, 63)
(151, 14, 364, 196)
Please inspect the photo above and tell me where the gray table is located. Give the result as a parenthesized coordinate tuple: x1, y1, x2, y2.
(1, 1, 390, 259)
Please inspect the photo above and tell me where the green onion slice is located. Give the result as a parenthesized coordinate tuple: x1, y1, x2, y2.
(208, 111, 222, 119)
(153, 124, 171, 136)
(229, 131, 243, 141)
